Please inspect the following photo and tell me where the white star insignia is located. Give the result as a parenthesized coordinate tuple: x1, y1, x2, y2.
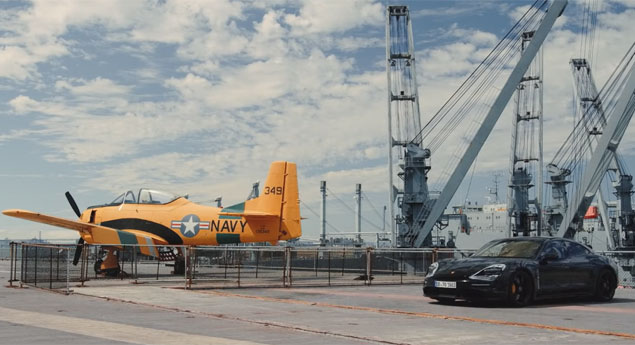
(182, 216, 198, 235)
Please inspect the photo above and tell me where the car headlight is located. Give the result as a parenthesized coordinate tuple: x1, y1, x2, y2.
(469, 264, 506, 281)
(426, 262, 439, 278)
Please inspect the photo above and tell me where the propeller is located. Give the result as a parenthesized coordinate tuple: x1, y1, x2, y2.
(72, 238, 84, 266)
(65, 191, 84, 265)
(65, 191, 81, 218)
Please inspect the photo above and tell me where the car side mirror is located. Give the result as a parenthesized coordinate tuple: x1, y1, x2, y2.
(540, 249, 559, 264)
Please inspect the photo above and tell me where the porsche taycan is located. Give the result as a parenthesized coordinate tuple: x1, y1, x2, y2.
(423, 237, 618, 307)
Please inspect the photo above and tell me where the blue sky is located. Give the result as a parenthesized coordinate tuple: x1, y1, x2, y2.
(1, 0, 634, 241)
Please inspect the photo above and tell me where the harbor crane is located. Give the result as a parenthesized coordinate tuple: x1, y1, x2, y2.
(386, 0, 568, 247)
(554, 47, 635, 244)
(545, 51, 635, 250)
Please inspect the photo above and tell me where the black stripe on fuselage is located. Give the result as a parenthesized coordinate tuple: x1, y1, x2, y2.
(100, 218, 183, 245)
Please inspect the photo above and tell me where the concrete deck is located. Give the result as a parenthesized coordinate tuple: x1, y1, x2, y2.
(1, 260, 634, 344)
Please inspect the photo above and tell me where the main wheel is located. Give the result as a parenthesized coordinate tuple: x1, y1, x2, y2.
(508, 271, 533, 307)
(594, 269, 616, 302)
(94, 259, 103, 274)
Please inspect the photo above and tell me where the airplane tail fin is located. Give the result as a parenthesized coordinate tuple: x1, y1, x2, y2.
(221, 161, 302, 241)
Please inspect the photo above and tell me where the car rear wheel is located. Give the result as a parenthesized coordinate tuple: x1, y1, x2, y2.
(594, 269, 616, 302)
(508, 271, 533, 307)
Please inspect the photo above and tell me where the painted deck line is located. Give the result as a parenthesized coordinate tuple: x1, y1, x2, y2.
(0, 306, 263, 345)
(553, 305, 635, 315)
(271, 287, 436, 301)
(74, 292, 407, 345)
(202, 290, 635, 340)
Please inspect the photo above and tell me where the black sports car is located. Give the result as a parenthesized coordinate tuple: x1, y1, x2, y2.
(423, 237, 618, 307)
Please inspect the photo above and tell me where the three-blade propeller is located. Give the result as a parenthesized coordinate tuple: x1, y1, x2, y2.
(65, 191, 84, 265)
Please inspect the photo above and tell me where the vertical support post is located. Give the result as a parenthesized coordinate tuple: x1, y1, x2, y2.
(9, 242, 15, 286)
(237, 250, 241, 288)
(400, 252, 403, 284)
(133, 247, 137, 284)
(49, 248, 53, 289)
(320, 181, 327, 246)
(34, 246, 38, 286)
(184, 246, 188, 290)
(355, 184, 362, 244)
(314, 248, 318, 277)
(366, 247, 372, 286)
(79, 243, 86, 285)
(65, 247, 70, 295)
(56, 248, 60, 281)
(21, 245, 25, 287)
(283, 247, 292, 287)
(328, 250, 331, 286)
(255, 250, 260, 278)
(341, 248, 345, 276)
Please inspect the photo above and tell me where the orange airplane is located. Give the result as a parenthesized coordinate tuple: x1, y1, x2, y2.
(3, 161, 302, 275)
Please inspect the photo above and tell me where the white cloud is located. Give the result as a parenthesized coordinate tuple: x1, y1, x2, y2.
(284, 0, 382, 35)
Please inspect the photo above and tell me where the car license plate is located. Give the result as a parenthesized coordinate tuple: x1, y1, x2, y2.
(435, 281, 456, 288)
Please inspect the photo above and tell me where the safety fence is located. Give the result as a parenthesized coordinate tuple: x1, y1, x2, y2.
(7, 242, 475, 292)
(597, 250, 635, 287)
(8, 242, 634, 293)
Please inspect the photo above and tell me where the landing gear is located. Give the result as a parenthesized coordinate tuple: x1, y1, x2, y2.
(174, 256, 185, 275)
(94, 248, 122, 277)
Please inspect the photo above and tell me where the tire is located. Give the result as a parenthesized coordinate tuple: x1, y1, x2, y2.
(508, 271, 533, 307)
(594, 269, 616, 302)
(94, 259, 103, 274)
(173, 256, 185, 275)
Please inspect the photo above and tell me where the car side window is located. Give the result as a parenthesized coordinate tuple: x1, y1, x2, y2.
(541, 240, 566, 260)
(565, 241, 591, 257)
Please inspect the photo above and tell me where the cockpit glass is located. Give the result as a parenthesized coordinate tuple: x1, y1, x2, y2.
(110, 193, 124, 205)
(107, 189, 179, 205)
(125, 191, 136, 203)
(138, 189, 179, 204)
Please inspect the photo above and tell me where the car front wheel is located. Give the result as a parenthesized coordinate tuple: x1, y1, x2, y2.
(508, 271, 533, 307)
(594, 269, 616, 302)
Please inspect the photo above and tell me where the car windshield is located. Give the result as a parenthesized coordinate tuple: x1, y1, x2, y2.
(473, 240, 543, 258)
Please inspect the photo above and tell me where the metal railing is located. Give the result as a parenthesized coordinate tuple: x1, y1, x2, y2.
(8, 242, 634, 292)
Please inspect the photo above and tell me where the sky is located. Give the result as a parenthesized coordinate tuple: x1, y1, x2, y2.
(1, 0, 634, 242)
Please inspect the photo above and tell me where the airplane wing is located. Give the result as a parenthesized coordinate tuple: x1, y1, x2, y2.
(3, 209, 167, 257)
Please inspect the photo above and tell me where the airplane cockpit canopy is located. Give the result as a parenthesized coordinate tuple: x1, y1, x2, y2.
(108, 189, 180, 205)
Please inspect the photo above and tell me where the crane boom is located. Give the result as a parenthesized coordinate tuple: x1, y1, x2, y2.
(413, 0, 568, 247)
(558, 65, 635, 237)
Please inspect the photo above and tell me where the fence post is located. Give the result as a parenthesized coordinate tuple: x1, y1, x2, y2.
(66, 247, 70, 295)
(341, 248, 345, 276)
(366, 247, 372, 286)
(400, 252, 403, 284)
(328, 250, 331, 286)
(20, 244, 25, 287)
(314, 248, 318, 277)
(34, 246, 38, 287)
(49, 248, 53, 289)
(283, 247, 292, 287)
(133, 247, 138, 284)
(184, 246, 189, 290)
(8, 242, 15, 286)
(255, 250, 260, 278)
(237, 250, 241, 288)
(79, 244, 86, 286)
